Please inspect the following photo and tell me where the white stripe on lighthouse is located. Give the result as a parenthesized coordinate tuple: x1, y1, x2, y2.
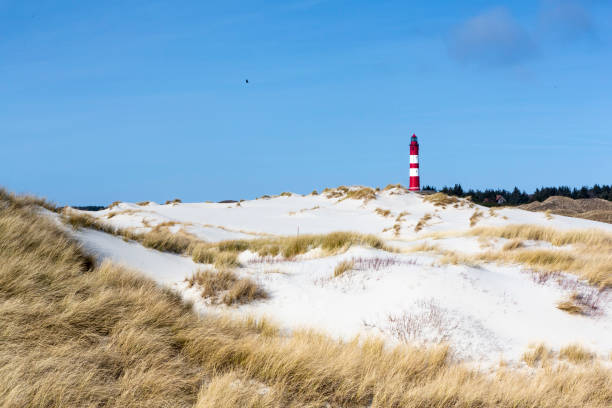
(410, 155, 419, 164)
(409, 168, 419, 177)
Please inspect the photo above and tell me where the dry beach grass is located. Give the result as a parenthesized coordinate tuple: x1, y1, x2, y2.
(2, 192, 612, 406)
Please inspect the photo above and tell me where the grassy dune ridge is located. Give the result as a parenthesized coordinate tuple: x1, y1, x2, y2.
(418, 225, 612, 288)
(468, 225, 612, 288)
(64, 210, 392, 264)
(1, 192, 612, 406)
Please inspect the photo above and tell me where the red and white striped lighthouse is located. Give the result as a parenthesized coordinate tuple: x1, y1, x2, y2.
(409, 134, 420, 191)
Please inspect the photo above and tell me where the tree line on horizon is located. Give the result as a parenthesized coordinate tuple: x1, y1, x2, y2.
(421, 184, 612, 206)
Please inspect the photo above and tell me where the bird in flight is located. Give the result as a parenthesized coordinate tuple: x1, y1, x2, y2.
(245, 79, 249, 84)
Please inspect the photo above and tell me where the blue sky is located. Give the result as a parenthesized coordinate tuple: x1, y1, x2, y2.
(1, 0, 611, 205)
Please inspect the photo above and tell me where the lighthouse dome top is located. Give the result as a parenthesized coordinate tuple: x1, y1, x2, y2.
(410, 134, 418, 143)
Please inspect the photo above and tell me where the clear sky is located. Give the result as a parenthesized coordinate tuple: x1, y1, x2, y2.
(1, 0, 611, 205)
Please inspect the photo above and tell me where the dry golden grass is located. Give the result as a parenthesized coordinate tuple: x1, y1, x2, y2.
(190, 245, 217, 264)
(395, 211, 409, 222)
(279, 192, 292, 197)
(502, 239, 524, 251)
(559, 344, 595, 364)
(107, 208, 142, 219)
(333, 259, 355, 277)
(64, 211, 393, 266)
(214, 251, 240, 268)
(393, 223, 401, 236)
(383, 184, 408, 195)
(375, 207, 392, 217)
(165, 198, 182, 205)
(0, 187, 57, 212)
(423, 192, 459, 207)
(522, 343, 552, 367)
(341, 187, 377, 203)
(408, 242, 441, 253)
(185, 269, 267, 305)
(469, 209, 484, 227)
(194, 372, 278, 407)
(137, 200, 151, 206)
(3, 191, 612, 407)
(223, 277, 268, 306)
(415, 213, 432, 232)
(466, 225, 612, 288)
(557, 300, 584, 315)
(468, 224, 612, 248)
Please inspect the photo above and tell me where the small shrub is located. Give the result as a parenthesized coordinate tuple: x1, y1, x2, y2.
(311, 190, 318, 195)
(383, 300, 455, 344)
(165, 198, 182, 205)
(333, 259, 355, 277)
(137, 201, 151, 206)
(280, 192, 292, 197)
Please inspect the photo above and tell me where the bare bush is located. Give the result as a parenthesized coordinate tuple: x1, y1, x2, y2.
(384, 300, 456, 344)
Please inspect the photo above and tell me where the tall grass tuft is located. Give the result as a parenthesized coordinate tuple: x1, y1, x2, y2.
(424, 192, 459, 207)
(333, 259, 355, 277)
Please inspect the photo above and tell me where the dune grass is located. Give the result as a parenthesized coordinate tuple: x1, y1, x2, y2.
(185, 269, 267, 305)
(375, 207, 392, 217)
(415, 213, 432, 232)
(522, 343, 552, 367)
(557, 300, 584, 315)
(559, 344, 595, 364)
(64, 211, 393, 264)
(333, 259, 355, 277)
(341, 187, 377, 202)
(423, 192, 459, 207)
(3, 192, 612, 407)
(467, 225, 612, 288)
(502, 239, 524, 251)
(469, 209, 484, 227)
(469, 224, 612, 248)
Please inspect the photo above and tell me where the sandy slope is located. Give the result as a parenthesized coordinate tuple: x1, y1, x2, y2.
(66, 187, 612, 365)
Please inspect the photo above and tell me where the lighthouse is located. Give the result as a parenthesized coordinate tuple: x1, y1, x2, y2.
(409, 134, 420, 191)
